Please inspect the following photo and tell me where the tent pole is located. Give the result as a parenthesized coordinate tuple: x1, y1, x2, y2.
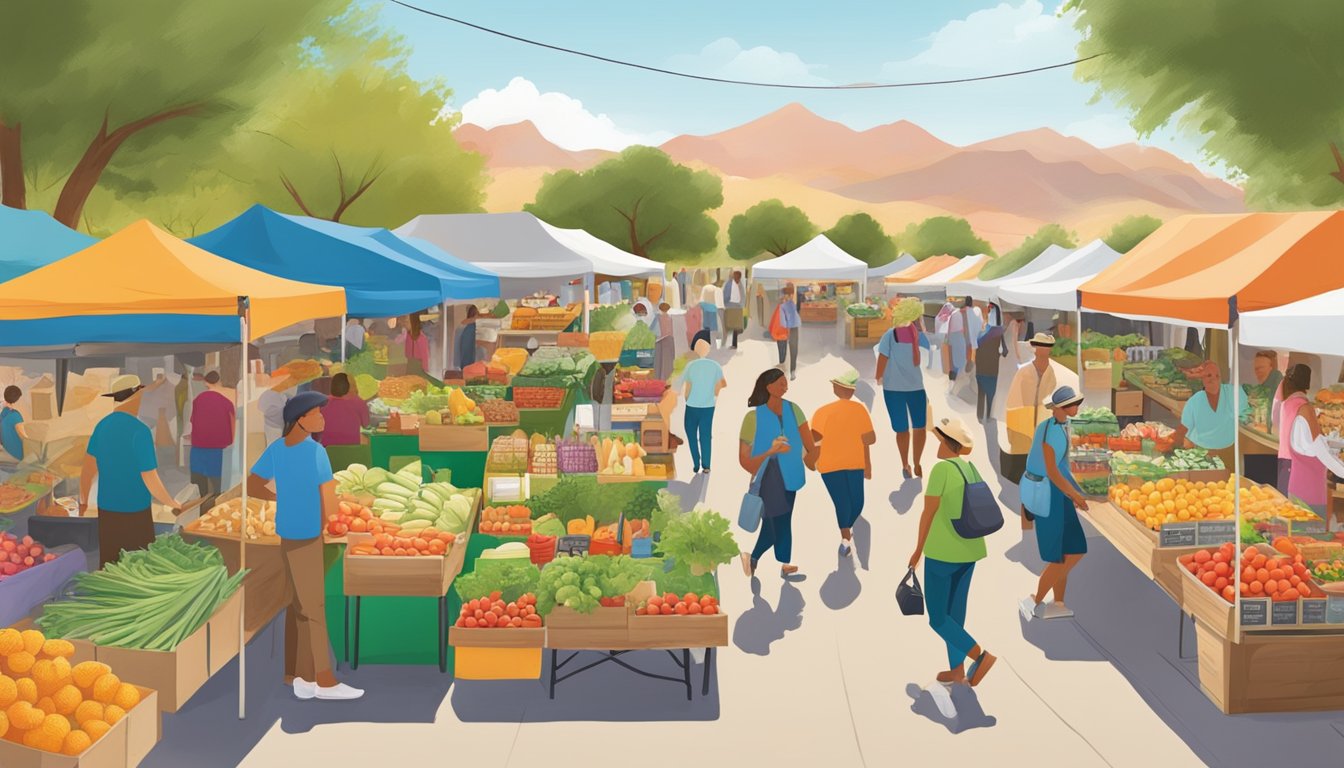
(238, 312, 249, 720)
(340, 314, 347, 364)
(1076, 307, 1084, 388)
(1231, 322, 1242, 644)
(440, 302, 449, 376)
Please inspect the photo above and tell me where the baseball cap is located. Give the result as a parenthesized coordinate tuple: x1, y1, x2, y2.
(103, 374, 144, 402)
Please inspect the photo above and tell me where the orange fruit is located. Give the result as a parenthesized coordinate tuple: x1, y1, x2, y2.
(62, 729, 92, 756)
(74, 700, 103, 726)
(83, 718, 111, 742)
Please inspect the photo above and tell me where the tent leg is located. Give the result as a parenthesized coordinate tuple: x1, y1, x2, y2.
(238, 315, 249, 720)
(1231, 323, 1242, 645)
(1076, 308, 1084, 387)
(340, 314, 347, 364)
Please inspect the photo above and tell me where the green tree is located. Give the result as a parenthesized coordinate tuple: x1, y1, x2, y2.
(232, 8, 485, 224)
(895, 216, 994, 260)
(1068, 1, 1344, 208)
(726, 200, 817, 261)
(1103, 214, 1163, 254)
(0, 0, 349, 226)
(824, 213, 898, 267)
(526, 147, 723, 262)
(979, 223, 1077, 280)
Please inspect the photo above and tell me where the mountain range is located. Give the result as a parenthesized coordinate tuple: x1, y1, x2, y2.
(455, 103, 1243, 254)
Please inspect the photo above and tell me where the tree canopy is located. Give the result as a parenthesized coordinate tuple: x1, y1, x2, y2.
(1068, 0, 1344, 208)
(979, 223, 1077, 280)
(895, 216, 994, 261)
(726, 200, 817, 261)
(526, 146, 723, 262)
(1103, 214, 1163, 254)
(824, 213, 898, 267)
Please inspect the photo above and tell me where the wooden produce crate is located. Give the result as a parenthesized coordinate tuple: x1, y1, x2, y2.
(625, 612, 729, 650)
(419, 424, 489, 452)
(0, 685, 159, 768)
(1197, 622, 1344, 713)
(449, 626, 545, 679)
(1079, 501, 1204, 601)
(545, 606, 629, 649)
(799, 303, 837, 324)
(343, 530, 471, 598)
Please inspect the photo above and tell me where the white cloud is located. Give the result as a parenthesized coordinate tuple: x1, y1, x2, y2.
(1063, 114, 1139, 147)
(667, 38, 829, 86)
(452, 77, 672, 152)
(884, 1, 1078, 75)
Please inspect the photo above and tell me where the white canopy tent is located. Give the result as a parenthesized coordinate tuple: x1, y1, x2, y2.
(996, 239, 1124, 311)
(1241, 287, 1344, 356)
(537, 221, 664, 279)
(752, 234, 868, 298)
(946, 244, 1075, 301)
(899, 253, 989, 296)
(867, 253, 917, 279)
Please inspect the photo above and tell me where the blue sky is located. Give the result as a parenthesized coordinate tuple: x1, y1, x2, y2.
(384, 0, 1215, 171)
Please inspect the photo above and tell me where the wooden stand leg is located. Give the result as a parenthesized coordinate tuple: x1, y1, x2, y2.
(352, 597, 361, 670)
(343, 597, 349, 666)
(548, 649, 558, 700)
(702, 647, 714, 696)
(439, 596, 448, 673)
(683, 649, 692, 701)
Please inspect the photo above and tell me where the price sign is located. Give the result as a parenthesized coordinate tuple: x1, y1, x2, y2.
(1301, 598, 1328, 625)
(1159, 523, 1197, 548)
(1240, 598, 1268, 627)
(1196, 520, 1236, 546)
(1271, 600, 1300, 626)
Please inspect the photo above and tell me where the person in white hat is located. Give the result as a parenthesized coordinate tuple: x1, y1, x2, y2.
(1005, 332, 1059, 529)
(807, 366, 876, 557)
(908, 417, 996, 687)
(80, 374, 184, 568)
(1020, 386, 1089, 622)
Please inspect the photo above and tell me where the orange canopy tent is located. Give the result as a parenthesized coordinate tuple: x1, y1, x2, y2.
(1079, 211, 1344, 327)
(885, 254, 959, 285)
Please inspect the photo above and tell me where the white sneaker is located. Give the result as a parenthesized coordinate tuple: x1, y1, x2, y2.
(839, 541, 853, 557)
(315, 682, 365, 701)
(292, 678, 317, 700)
(1042, 602, 1075, 620)
(1018, 597, 1039, 622)
(926, 681, 958, 719)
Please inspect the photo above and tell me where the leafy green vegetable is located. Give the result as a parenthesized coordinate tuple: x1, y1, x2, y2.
(1080, 330, 1148, 350)
(654, 560, 719, 600)
(1240, 519, 1266, 546)
(845, 304, 882, 318)
(342, 350, 379, 379)
(535, 555, 652, 615)
(621, 321, 656, 350)
(657, 506, 738, 576)
(527, 476, 657, 525)
(590, 304, 635, 333)
(652, 489, 683, 535)
(454, 561, 541, 603)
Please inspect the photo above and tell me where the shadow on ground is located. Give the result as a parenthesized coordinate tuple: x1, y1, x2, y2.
(820, 550, 861, 610)
(905, 683, 997, 734)
(733, 580, 805, 656)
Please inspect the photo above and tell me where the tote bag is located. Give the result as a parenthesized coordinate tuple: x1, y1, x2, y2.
(738, 456, 773, 533)
(768, 305, 789, 341)
(896, 567, 925, 616)
(1020, 421, 1062, 518)
(948, 460, 1004, 538)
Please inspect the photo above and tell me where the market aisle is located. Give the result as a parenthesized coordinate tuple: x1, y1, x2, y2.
(226, 333, 1338, 768)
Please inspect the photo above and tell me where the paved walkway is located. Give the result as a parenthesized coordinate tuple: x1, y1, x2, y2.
(142, 328, 1344, 768)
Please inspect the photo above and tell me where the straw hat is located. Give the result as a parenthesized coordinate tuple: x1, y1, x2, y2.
(103, 375, 144, 402)
(1028, 332, 1056, 347)
(830, 366, 860, 390)
(933, 417, 974, 453)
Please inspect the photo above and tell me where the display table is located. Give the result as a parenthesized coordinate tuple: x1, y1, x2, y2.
(1077, 501, 1204, 602)
(368, 431, 487, 488)
(0, 545, 85, 627)
(845, 316, 889, 348)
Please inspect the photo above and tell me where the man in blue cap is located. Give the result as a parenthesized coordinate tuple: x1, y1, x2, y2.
(248, 390, 364, 701)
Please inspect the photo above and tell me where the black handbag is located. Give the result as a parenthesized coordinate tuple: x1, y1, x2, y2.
(896, 567, 925, 616)
(949, 460, 1005, 539)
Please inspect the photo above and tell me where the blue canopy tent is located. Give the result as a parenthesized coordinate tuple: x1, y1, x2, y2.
(0, 206, 96, 283)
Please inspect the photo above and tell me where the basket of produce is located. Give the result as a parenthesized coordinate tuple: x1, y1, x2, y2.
(487, 432, 531, 474)
(557, 438, 599, 474)
(450, 563, 545, 678)
(186, 497, 279, 544)
(613, 377, 666, 403)
(529, 435, 557, 474)
(1071, 406, 1119, 437)
(526, 534, 557, 565)
(344, 528, 466, 598)
(334, 462, 479, 538)
(513, 386, 567, 410)
(378, 374, 431, 402)
(0, 482, 44, 515)
(845, 303, 883, 319)
(480, 505, 532, 536)
(463, 384, 508, 402)
(628, 591, 728, 648)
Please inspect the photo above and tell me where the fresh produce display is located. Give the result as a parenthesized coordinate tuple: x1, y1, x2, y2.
(479, 398, 519, 424)
(274, 358, 323, 384)
(325, 497, 374, 538)
(534, 555, 652, 615)
(656, 506, 736, 576)
(1110, 477, 1236, 530)
(462, 384, 508, 402)
(479, 542, 531, 561)
(1127, 350, 1198, 399)
(1080, 331, 1148, 350)
(588, 331, 628, 362)
(0, 533, 58, 577)
(480, 505, 532, 535)
(0, 484, 38, 512)
(336, 462, 477, 535)
(845, 303, 883, 318)
(1072, 406, 1119, 436)
(378, 375, 430, 401)
(487, 432, 530, 473)
(620, 321, 656, 351)
(453, 593, 542, 629)
(534, 515, 566, 539)
(1168, 448, 1225, 471)
(0, 626, 142, 754)
(525, 534, 557, 564)
(1315, 387, 1344, 437)
(634, 592, 719, 616)
(594, 435, 649, 477)
(453, 561, 541, 603)
(513, 386, 567, 410)
(589, 304, 634, 333)
(1311, 560, 1344, 583)
(347, 527, 457, 557)
(464, 361, 511, 385)
(38, 535, 243, 650)
(191, 497, 278, 542)
(1180, 542, 1321, 603)
(613, 377, 667, 403)
(517, 346, 596, 381)
(1079, 476, 1112, 496)
(556, 438, 599, 474)
(529, 436, 557, 474)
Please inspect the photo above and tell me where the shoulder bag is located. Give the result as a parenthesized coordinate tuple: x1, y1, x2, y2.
(738, 456, 771, 533)
(896, 567, 925, 616)
(948, 460, 1004, 538)
(1020, 421, 1060, 518)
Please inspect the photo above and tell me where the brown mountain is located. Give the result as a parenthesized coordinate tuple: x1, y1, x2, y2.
(455, 121, 613, 170)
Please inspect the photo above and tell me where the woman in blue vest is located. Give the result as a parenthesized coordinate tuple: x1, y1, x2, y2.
(738, 368, 818, 579)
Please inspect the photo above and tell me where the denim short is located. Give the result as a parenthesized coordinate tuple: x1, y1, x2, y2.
(883, 389, 928, 433)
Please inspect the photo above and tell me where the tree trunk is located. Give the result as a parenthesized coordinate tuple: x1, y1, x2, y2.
(0, 120, 24, 209)
(53, 104, 202, 227)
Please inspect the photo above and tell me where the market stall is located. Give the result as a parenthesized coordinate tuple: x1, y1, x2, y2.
(537, 222, 666, 305)
(0, 205, 96, 284)
(864, 253, 917, 296)
(883, 254, 959, 289)
(899, 253, 990, 297)
(752, 235, 868, 323)
(945, 243, 1074, 302)
(1078, 210, 1344, 713)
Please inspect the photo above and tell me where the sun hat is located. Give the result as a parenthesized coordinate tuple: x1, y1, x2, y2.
(933, 417, 974, 452)
(831, 366, 860, 390)
(1028, 332, 1056, 347)
(103, 374, 144, 402)
(283, 391, 329, 427)
(1044, 385, 1084, 409)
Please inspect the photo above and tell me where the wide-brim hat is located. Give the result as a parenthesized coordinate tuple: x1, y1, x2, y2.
(933, 417, 974, 452)
(1044, 385, 1084, 409)
(830, 367, 859, 390)
(1028, 332, 1056, 347)
(103, 374, 144, 402)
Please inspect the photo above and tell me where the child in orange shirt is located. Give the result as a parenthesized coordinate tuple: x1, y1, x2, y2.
(808, 367, 877, 556)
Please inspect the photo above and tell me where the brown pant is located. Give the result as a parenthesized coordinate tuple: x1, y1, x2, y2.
(281, 537, 332, 683)
(98, 509, 154, 569)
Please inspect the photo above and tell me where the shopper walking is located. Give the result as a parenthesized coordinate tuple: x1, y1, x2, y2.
(697, 284, 719, 348)
(81, 376, 183, 568)
(975, 322, 1007, 421)
(908, 417, 997, 686)
(1020, 386, 1090, 621)
(189, 371, 236, 504)
(739, 368, 817, 578)
(876, 316, 928, 478)
(723, 270, 746, 349)
(808, 367, 875, 556)
(773, 284, 801, 380)
(682, 331, 725, 475)
(248, 391, 364, 701)
(0, 386, 28, 463)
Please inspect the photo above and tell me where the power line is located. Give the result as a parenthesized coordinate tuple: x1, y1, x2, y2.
(387, 0, 1105, 90)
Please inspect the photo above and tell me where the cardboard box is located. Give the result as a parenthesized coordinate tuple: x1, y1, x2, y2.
(419, 424, 488, 452)
(1113, 387, 1144, 417)
(453, 646, 543, 680)
(626, 613, 728, 649)
(0, 685, 158, 768)
(96, 627, 208, 714)
(546, 606, 628, 649)
(206, 590, 244, 676)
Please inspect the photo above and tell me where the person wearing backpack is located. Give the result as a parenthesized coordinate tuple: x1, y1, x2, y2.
(907, 417, 998, 687)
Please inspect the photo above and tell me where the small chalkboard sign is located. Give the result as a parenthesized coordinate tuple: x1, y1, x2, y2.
(1240, 598, 1269, 627)
(556, 535, 591, 557)
(1301, 598, 1328, 625)
(1196, 520, 1236, 546)
(1271, 600, 1299, 626)
(1159, 523, 1197, 548)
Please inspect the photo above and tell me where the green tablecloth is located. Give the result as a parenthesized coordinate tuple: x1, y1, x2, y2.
(366, 432, 487, 488)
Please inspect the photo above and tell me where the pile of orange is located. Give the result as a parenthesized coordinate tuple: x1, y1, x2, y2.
(1110, 477, 1235, 531)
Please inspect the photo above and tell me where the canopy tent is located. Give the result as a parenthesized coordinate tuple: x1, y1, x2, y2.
(537, 222, 664, 279)
(866, 253, 918, 279)
(946, 244, 1075, 301)
(190, 205, 467, 317)
(899, 254, 989, 295)
(0, 206, 96, 283)
(998, 240, 1125, 311)
(292, 221, 500, 301)
(1241, 287, 1344, 356)
(395, 212, 594, 300)
(1080, 211, 1344, 328)
(751, 235, 869, 286)
(884, 254, 959, 285)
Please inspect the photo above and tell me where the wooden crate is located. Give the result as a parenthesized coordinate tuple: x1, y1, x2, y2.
(449, 626, 545, 649)
(1179, 561, 1235, 638)
(0, 685, 158, 768)
(419, 424, 488, 452)
(545, 606, 628, 649)
(1197, 623, 1344, 713)
(1113, 387, 1144, 417)
(625, 613, 728, 649)
(343, 530, 471, 597)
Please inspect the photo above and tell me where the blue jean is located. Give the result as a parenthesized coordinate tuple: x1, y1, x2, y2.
(684, 406, 715, 471)
(924, 558, 978, 669)
(976, 374, 998, 420)
(751, 499, 795, 564)
(822, 469, 865, 530)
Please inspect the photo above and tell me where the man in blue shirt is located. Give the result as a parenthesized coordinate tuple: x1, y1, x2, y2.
(81, 375, 183, 567)
(681, 331, 727, 474)
(775, 283, 801, 380)
(0, 386, 27, 463)
(249, 391, 363, 702)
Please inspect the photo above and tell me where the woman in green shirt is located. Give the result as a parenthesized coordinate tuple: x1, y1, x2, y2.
(908, 417, 996, 687)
